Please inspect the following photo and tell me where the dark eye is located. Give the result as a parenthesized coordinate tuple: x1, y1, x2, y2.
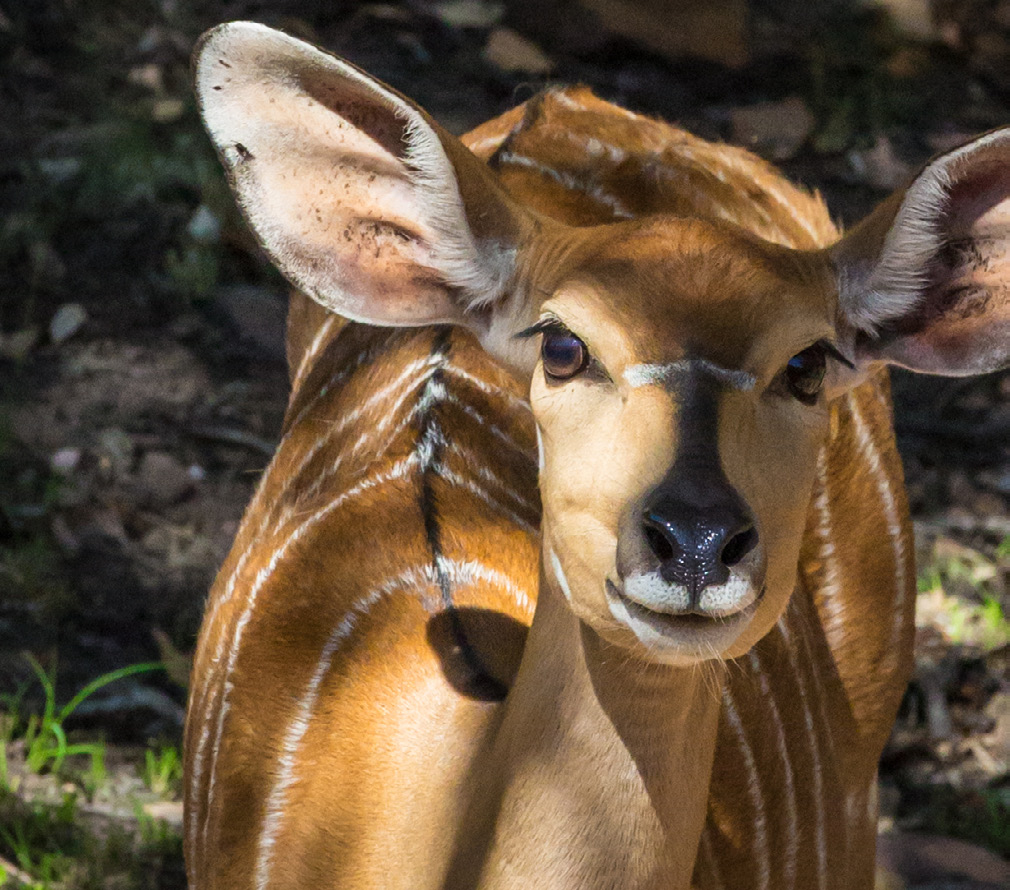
(784, 344, 827, 404)
(542, 331, 588, 380)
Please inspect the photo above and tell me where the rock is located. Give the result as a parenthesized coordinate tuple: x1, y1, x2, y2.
(977, 467, 1010, 497)
(142, 800, 184, 826)
(79, 506, 130, 545)
(876, 831, 1010, 887)
(96, 427, 134, 480)
(0, 326, 38, 361)
(849, 137, 913, 192)
(186, 204, 222, 244)
(576, 0, 747, 67)
(433, 0, 505, 28)
(72, 682, 186, 730)
(31, 240, 66, 284)
(947, 472, 977, 510)
(151, 98, 185, 123)
(973, 492, 1006, 517)
(136, 451, 194, 506)
(50, 447, 81, 473)
(38, 157, 81, 183)
(483, 27, 553, 74)
(50, 513, 81, 557)
(729, 97, 814, 161)
(127, 63, 164, 92)
(873, 0, 936, 41)
(49, 302, 87, 344)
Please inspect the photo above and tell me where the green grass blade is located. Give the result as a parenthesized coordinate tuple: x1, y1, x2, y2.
(56, 661, 163, 725)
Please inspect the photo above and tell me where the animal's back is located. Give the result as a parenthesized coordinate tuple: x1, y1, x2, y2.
(185, 320, 539, 889)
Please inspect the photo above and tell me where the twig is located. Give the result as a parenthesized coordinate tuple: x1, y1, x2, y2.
(965, 738, 1005, 776)
(186, 424, 276, 457)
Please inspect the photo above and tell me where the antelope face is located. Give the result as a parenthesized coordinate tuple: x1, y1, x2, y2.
(530, 219, 839, 665)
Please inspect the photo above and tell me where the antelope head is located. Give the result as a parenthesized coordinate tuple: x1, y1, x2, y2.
(196, 22, 1009, 665)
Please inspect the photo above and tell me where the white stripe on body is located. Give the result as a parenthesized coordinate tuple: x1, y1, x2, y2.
(276, 376, 536, 534)
(204, 342, 376, 633)
(255, 556, 533, 888)
(497, 150, 636, 219)
(847, 396, 907, 648)
(467, 133, 509, 155)
(722, 688, 771, 890)
(445, 438, 538, 515)
(812, 449, 846, 636)
(290, 313, 338, 391)
(198, 452, 422, 855)
(435, 460, 539, 536)
(748, 650, 798, 889)
(190, 353, 451, 822)
(188, 346, 434, 822)
(196, 353, 538, 867)
(548, 548, 573, 603)
(776, 618, 829, 890)
(706, 149, 829, 247)
(551, 89, 642, 120)
(441, 364, 532, 415)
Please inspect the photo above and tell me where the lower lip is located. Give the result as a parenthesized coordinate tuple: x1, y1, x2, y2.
(605, 580, 758, 653)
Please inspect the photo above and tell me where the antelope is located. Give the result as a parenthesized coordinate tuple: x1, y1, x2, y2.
(183, 21, 1010, 890)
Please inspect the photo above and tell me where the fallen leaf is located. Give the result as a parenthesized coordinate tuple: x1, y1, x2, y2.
(729, 97, 814, 161)
(483, 27, 553, 75)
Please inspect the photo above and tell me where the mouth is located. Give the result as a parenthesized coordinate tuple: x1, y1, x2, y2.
(604, 579, 760, 658)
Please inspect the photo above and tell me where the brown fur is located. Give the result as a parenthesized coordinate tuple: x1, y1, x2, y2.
(186, 24, 1009, 890)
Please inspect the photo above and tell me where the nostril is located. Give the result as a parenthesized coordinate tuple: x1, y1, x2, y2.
(644, 523, 675, 563)
(721, 526, 758, 567)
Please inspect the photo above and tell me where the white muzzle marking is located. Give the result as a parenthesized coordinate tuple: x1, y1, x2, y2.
(621, 570, 755, 618)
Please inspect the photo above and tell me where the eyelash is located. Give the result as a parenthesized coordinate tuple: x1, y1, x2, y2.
(514, 318, 571, 341)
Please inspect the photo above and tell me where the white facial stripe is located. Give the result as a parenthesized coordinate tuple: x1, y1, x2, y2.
(623, 359, 756, 391)
(623, 361, 692, 387)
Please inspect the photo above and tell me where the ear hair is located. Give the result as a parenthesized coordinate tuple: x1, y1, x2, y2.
(830, 127, 1010, 376)
(838, 163, 951, 333)
(398, 113, 517, 309)
(194, 22, 528, 330)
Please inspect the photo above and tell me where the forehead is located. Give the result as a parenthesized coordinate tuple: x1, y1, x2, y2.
(549, 218, 834, 366)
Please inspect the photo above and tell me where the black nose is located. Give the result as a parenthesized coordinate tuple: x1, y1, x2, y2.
(642, 493, 758, 597)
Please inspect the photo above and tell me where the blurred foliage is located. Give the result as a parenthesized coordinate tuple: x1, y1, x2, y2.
(905, 785, 1010, 858)
(918, 537, 1010, 651)
(0, 787, 184, 889)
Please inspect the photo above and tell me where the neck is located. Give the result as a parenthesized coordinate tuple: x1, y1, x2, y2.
(448, 569, 725, 890)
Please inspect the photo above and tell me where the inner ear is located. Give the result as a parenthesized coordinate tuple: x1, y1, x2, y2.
(830, 127, 1010, 377)
(194, 22, 536, 337)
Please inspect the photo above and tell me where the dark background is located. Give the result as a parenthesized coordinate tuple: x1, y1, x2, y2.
(0, 1, 1007, 886)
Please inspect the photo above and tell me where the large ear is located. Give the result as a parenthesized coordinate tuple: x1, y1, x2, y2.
(194, 22, 532, 331)
(830, 129, 1010, 376)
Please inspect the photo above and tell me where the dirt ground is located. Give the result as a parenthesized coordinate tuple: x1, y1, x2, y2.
(1, 1, 1008, 887)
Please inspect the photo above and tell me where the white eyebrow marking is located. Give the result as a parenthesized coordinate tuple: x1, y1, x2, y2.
(623, 359, 755, 391)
